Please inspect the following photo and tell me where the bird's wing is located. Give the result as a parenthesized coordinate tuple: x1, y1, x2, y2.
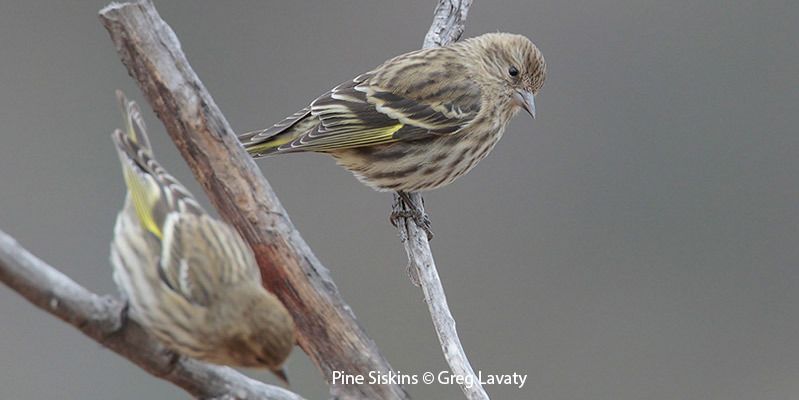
(241, 52, 482, 154)
(112, 93, 259, 306)
(113, 127, 258, 307)
(158, 213, 260, 306)
(280, 70, 481, 152)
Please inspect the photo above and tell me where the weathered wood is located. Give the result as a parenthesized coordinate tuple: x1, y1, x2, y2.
(99, 1, 406, 399)
(1, 1, 485, 399)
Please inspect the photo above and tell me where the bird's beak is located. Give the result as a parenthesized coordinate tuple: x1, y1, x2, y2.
(273, 368, 290, 386)
(513, 90, 536, 119)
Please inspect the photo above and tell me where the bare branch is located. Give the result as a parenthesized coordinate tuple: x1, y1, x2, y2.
(0, 229, 304, 400)
(98, 1, 407, 399)
(392, 0, 489, 399)
(424, 0, 474, 48)
(0, 0, 492, 398)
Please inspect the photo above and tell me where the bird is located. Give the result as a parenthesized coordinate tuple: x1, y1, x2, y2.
(109, 91, 296, 382)
(239, 32, 545, 237)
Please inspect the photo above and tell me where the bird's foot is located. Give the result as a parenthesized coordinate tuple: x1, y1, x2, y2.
(390, 192, 433, 240)
(390, 210, 433, 239)
(118, 299, 130, 331)
(102, 296, 130, 340)
(155, 348, 184, 378)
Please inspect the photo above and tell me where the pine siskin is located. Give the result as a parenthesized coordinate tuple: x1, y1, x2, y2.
(239, 32, 546, 192)
(109, 91, 295, 379)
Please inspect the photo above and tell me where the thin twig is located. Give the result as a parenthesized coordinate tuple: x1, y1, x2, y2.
(0, 229, 304, 400)
(98, 1, 407, 399)
(392, 0, 489, 399)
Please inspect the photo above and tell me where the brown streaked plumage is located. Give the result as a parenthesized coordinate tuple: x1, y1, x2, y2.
(240, 32, 546, 192)
(110, 91, 295, 378)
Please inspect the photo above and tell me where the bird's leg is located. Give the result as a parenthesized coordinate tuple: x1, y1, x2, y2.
(400, 192, 433, 240)
(101, 295, 130, 340)
(390, 191, 433, 241)
(117, 298, 130, 331)
(156, 347, 184, 378)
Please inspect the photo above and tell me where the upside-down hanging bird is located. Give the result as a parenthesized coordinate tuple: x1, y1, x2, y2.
(110, 91, 295, 381)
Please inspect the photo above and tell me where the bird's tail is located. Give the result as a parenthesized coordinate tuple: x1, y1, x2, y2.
(237, 129, 285, 157)
(111, 91, 203, 239)
(237, 107, 315, 157)
(115, 90, 152, 153)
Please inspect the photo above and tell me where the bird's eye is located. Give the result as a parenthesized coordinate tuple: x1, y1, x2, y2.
(508, 66, 519, 77)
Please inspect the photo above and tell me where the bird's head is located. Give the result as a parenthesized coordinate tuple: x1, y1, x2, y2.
(467, 33, 546, 119)
(211, 283, 296, 374)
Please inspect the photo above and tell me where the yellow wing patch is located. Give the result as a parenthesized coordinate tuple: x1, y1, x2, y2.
(123, 166, 163, 239)
(246, 133, 297, 154)
(304, 123, 404, 150)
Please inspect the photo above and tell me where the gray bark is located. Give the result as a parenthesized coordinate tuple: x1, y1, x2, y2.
(98, 1, 406, 399)
(0, 0, 482, 399)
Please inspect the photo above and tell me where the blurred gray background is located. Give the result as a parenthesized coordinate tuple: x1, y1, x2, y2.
(1, 1, 797, 399)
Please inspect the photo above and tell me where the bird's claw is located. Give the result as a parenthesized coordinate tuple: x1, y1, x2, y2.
(390, 192, 434, 240)
(102, 296, 130, 340)
(118, 299, 130, 330)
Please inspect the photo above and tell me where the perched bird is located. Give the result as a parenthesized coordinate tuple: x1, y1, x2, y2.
(239, 33, 546, 194)
(109, 91, 295, 381)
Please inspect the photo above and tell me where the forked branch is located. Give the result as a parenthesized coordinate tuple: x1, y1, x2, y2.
(98, 1, 406, 399)
(0, 0, 484, 399)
